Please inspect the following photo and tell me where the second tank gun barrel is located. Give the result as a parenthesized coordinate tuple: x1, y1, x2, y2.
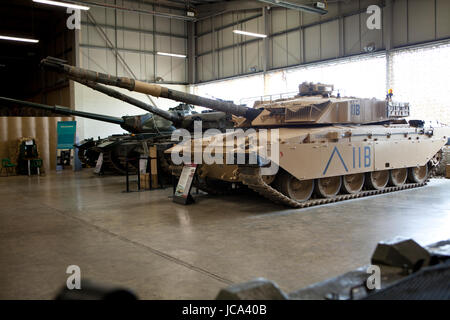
(0, 96, 124, 125)
(41, 57, 261, 120)
(68, 76, 180, 123)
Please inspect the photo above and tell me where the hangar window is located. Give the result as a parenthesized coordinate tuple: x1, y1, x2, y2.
(192, 42, 450, 125)
(193, 55, 387, 109)
(283, 55, 387, 99)
(193, 74, 264, 110)
(390, 42, 450, 124)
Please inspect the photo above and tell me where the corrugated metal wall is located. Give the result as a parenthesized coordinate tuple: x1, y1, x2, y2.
(79, 0, 188, 84)
(75, 1, 190, 140)
(195, 0, 450, 83)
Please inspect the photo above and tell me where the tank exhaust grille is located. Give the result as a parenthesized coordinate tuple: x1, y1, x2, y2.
(285, 102, 329, 122)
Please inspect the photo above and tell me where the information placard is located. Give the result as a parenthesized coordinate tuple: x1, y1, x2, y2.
(94, 153, 103, 174)
(57, 121, 76, 149)
(173, 164, 197, 205)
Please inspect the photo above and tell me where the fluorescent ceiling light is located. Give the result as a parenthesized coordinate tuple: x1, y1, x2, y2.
(0, 35, 39, 43)
(33, 0, 90, 10)
(233, 30, 267, 38)
(157, 52, 186, 58)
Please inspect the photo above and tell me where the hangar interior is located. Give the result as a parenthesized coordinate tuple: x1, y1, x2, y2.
(0, 0, 449, 300)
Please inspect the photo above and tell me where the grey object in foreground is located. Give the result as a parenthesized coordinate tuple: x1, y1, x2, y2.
(216, 237, 450, 300)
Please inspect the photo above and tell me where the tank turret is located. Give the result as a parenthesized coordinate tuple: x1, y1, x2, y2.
(298, 82, 334, 96)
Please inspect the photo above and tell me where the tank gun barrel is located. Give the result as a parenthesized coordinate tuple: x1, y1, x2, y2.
(68, 76, 180, 123)
(41, 57, 261, 120)
(0, 97, 124, 125)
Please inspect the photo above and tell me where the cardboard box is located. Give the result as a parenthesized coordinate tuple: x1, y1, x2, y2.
(140, 173, 151, 189)
(446, 164, 450, 179)
(145, 173, 150, 189)
(139, 172, 157, 189)
(149, 146, 157, 158)
(151, 174, 158, 188)
(139, 174, 146, 189)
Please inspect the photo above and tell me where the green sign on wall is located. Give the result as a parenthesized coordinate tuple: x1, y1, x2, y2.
(57, 121, 76, 149)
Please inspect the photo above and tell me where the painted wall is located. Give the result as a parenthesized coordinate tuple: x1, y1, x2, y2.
(80, 0, 188, 84)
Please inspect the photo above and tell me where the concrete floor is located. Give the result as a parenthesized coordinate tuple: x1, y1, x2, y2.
(0, 170, 449, 300)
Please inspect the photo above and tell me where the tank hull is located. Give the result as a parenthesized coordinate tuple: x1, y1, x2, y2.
(87, 133, 174, 177)
(275, 125, 447, 180)
(76, 138, 103, 168)
(167, 124, 449, 207)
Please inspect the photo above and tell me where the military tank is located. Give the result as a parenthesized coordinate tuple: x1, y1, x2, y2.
(39, 57, 449, 207)
(169, 83, 448, 207)
(0, 96, 167, 174)
(0, 93, 233, 180)
(0, 63, 237, 184)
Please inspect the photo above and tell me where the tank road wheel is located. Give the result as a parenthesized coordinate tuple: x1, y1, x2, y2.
(341, 173, 365, 194)
(408, 165, 428, 183)
(279, 172, 314, 202)
(365, 170, 389, 190)
(315, 176, 342, 198)
(389, 168, 408, 186)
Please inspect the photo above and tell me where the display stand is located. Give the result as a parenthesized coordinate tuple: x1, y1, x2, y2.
(94, 153, 103, 174)
(124, 157, 139, 193)
(173, 164, 197, 205)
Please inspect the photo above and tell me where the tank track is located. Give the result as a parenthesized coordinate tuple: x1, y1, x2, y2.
(239, 167, 428, 208)
(101, 151, 126, 175)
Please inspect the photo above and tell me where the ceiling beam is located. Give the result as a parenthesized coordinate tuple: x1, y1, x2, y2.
(77, 0, 187, 10)
(196, 0, 266, 14)
(257, 0, 328, 15)
(66, 0, 194, 21)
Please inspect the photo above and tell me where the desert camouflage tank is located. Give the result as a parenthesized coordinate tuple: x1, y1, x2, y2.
(39, 57, 449, 207)
(168, 83, 449, 207)
(162, 83, 449, 207)
(179, 83, 449, 207)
